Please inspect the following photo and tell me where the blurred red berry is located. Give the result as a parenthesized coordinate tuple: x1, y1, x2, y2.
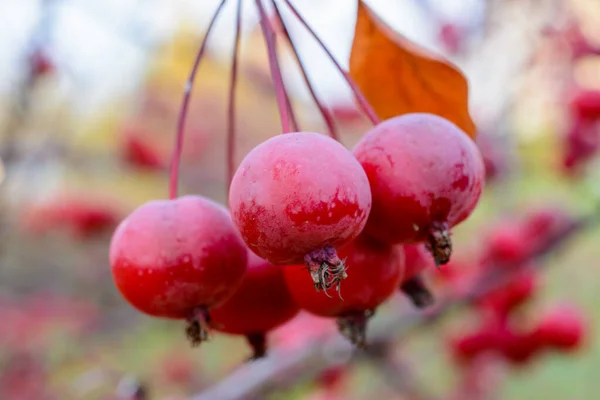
(533, 304, 586, 352)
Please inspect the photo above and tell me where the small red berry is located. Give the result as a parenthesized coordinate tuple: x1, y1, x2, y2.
(284, 234, 404, 347)
(450, 328, 499, 364)
(563, 117, 600, 173)
(481, 222, 529, 265)
(569, 89, 600, 120)
(29, 49, 54, 78)
(353, 113, 485, 265)
(109, 196, 247, 345)
(533, 304, 586, 352)
(21, 194, 123, 239)
(229, 132, 372, 293)
(122, 131, 165, 170)
(438, 22, 464, 55)
(477, 269, 537, 317)
(498, 329, 541, 366)
(210, 250, 300, 359)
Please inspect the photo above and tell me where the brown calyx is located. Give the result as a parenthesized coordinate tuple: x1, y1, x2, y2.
(425, 221, 452, 266)
(305, 245, 348, 298)
(185, 307, 211, 347)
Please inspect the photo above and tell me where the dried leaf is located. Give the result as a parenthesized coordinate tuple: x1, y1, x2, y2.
(349, 0, 476, 138)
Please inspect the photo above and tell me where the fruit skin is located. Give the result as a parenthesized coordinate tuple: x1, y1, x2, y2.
(353, 113, 485, 246)
(210, 250, 299, 335)
(229, 132, 372, 265)
(110, 196, 247, 319)
(283, 234, 404, 317)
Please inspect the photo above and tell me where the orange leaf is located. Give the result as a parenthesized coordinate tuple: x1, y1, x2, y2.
(349, 0, 477, 139)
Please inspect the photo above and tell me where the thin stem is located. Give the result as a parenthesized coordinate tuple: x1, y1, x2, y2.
(281, 0, 380, 125)
(227, 0, 243, 188)
(169, 0, 226, 200)
(255, 0, 293, 134)
(272, 0, 339, 140)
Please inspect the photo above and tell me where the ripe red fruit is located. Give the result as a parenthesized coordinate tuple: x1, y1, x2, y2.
(21, 195, 123, 239)
(353, 113, 485, 265)
(481, 222, 529, 265)
(438, 22, 464, 55)
(533, 304, 586, 352)
(210, 250, 300, 359)
(229, 132, 372, 293)
(498, 329, 541, 366)
(122, 132, 165, 170)
(477, 269, 537, 317)
(562, 117, 600, 173)
(284, 234, 404, 346)
(110, 195, 247, 345)
(400, 244, 435, 308)
(29, 49, 54, 78)
(569, 89, 600, 120)
(450, 328, 499, 364)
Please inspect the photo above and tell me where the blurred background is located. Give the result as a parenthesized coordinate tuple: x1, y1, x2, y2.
(1, 0, 600, 399)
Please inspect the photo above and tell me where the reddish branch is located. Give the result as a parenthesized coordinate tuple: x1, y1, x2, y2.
(191, 209, 590, 400)
(226, 0, 243, 187)
(271, 0, 339, 141)
(170, 0, 226, 199)
(255, 0, 295, 134)
(280, 0, 380, 126)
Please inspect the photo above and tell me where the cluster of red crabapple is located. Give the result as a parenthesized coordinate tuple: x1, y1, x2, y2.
(551, 21, 600, 173)
(108, 1, 486, 357)
(443, 207, 586, 367)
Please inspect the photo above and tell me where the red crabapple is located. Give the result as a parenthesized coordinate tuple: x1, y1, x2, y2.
(353, 113, 485, 265)
(284, 234, 404, 347)
(533, 304, 586, 352)
(476, 269, 537, 317)
(569, 89, 600, 120)
(210, 250, 300, 359)
(498, 328, 541, 366)
(110, 195, 247, 345)
(229, 132, 372, 294)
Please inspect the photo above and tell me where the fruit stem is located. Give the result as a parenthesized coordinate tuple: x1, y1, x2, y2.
(400, 274, 435, 308)
(304, 245, 348, 297)
(245, 333, 268, 360)
(226, 0, 243, 187)
(337, 310, 375, 348)
(281, 0, 380, 126)
(169, 0, 226, 200)
(271, 0, 339, 141)
(255, 0, 297, 134)
(186, 307, 211, 347)
(425, 221, 453, 266)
